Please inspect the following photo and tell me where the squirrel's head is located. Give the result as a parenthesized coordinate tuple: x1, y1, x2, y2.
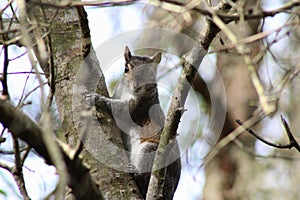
(124, 46, 161, 93)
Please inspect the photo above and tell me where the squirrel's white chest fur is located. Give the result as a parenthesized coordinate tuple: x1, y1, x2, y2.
(129, 128, 153, 171)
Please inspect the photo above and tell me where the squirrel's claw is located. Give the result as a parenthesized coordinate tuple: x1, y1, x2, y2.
(85, 93, 100, 107)
(128, 163, 139, 175)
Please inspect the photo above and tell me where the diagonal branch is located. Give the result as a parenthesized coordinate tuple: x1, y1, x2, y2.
(236, 119, 291, 149)
(11, 135, 30, 200)
(0, 99, 104, 200)
(236, 115, 300, 152)
(146, 1, 234, 198)
(146, 45, 206, 199)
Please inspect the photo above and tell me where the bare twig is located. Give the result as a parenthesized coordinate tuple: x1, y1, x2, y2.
(0, 147, 27, 155)
(233, 138, 300, 161)
(281, 115, 300, 152)
(236, 115, 300, 152)
(153, 0, 300, 22)
(0, 127, 6, 144)
(206, 1, 276, 115)
(12, 135, 30, 200)
(0, 162, 12, 172)
(0, 43, 10, 99)
(0, 0, 14, 14)
(0, 71, 47, 75)
(236, 119, 291, 149)
(40, 104, 69, 200)
(20, 146, 31, 165)
(211, 20, 300, 54)
(28, 0, 137, 8)
(26, 0, 300, 24)
(202, 114, 265, 168)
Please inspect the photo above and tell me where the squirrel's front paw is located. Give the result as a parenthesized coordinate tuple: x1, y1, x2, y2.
(85, 93, 96, 105)
(86, 93, 101, 107)
(86, 93, 110, 110)
(128, 163, 139, 175)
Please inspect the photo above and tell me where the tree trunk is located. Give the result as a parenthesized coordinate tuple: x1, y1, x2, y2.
(26, 3, 142, 199)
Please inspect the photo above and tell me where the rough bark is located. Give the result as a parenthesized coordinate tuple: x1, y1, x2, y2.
(25, 2, 142, 199)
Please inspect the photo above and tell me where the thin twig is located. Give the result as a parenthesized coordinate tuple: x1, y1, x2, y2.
(28, 0, 137, 8)
(0, 147, 28, 155)
(0, 127, 6, 144)
(233, 138, 300, 161)
(20, 146, 31, 166)
(236, 115, 300, 152)
(152, 0, 300, 22)
(26, 0, 300, 24)
(280, 115, 300, 152)
(0, 0, 14, 14)
(211, 20, 300, 54)
(236, 119, 291, 149)
(12, 135, 30, 200)
(206, 1, 276, 115)
(202, 114, 265, 168)
(0, 162, 12, 172)
(0, 71, 47, 75)
(0, 43, 10, 98)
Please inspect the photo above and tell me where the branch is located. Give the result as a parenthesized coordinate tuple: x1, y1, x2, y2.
(0, 99, 104, 200)
(0, 147, 26, 154)
(236, 119, 290, 149)
(11, 135, 30, 200)
(39, 93, 69, 200)
(146, 1, 233, 198)
(0, 161, 12, 172)
(233, 137, 300, 161)
(0, 44, 9, 99)
(236, 115, 300, 152)
(281, 115, 300, 152)
(27, 0, 300, 24)
(201, 62, 300, 165)
(151, 0, 300, 22)
(28, 0, 137, 8)
(211, 20, 300, 54)
(146, 45, 205, 199)
(202, 114, 265, 168)
(20, 146, 31, 165)
(206, 1, 277, 115)
(0, 127, 6, 144)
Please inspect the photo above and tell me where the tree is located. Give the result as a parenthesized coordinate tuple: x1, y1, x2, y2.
(1, 0, 300, 199)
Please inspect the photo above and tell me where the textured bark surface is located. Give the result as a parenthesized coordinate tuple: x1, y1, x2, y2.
(26, 3, 142, 199)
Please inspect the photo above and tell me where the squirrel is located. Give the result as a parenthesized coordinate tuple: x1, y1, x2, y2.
(87, 46, 181, 199)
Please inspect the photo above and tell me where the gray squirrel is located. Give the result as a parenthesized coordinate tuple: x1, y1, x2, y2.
(87, 46, 181, 199)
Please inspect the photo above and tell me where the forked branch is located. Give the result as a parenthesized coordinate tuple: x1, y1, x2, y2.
(236, 115, 300, 152)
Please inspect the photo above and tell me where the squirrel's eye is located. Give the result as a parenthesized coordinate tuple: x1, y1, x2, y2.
(125, 64, 129, 73)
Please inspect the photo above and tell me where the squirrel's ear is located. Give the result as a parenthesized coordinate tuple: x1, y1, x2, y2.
(124, 46, 132, 63)
(152, 51, 162, 64)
